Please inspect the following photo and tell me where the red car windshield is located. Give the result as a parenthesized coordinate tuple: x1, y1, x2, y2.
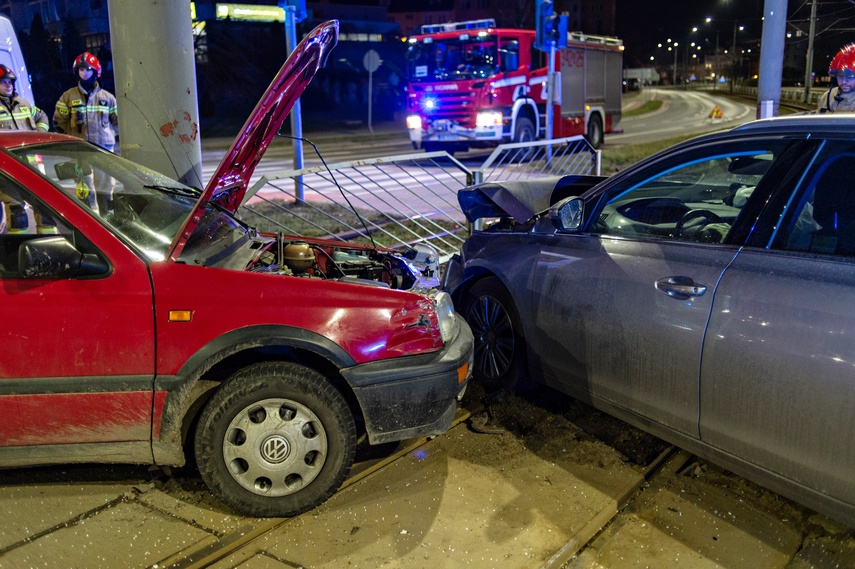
(11, 142, 252, 265)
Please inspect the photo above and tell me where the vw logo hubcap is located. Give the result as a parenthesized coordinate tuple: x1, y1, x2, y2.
(261, 435, 291, 464)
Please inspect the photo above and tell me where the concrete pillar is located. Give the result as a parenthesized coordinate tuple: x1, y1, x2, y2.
(756, 0, 787, 119)
(107, 0, 202, 187)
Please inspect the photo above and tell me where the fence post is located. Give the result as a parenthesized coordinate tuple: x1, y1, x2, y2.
(471, 170, 484, 232)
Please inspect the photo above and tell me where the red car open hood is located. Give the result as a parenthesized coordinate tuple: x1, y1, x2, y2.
(166, 20, 338, 262)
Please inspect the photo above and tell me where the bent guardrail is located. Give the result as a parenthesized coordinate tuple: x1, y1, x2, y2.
(236, 137, 600, 262)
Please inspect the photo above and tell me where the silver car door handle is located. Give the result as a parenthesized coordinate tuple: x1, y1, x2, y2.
(655, 276, 707, 299)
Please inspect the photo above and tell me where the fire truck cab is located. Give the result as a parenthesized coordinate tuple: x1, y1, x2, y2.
(404, 19, 623, 153)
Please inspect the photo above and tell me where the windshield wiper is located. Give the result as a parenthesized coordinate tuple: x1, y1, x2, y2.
(143, 184, 201, 198)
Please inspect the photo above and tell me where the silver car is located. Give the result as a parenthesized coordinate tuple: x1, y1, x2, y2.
(444, 115, 855, 528)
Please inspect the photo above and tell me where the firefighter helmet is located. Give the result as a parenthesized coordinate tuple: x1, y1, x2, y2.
(829, 44, 855, 78)
(0, 64, 16, 85)
(73, 52, 101, 77)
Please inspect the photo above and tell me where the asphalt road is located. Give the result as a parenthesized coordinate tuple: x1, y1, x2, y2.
(608, 88, 756, 146)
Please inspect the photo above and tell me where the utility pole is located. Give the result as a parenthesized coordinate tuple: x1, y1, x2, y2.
(108, 0, 202, 187)
(714, 31, 719, 90)
(803, 0, 818, 104)
(757, 0, 787, 118)
(673, 43, 678, 86)
(730, 22, 738, 93)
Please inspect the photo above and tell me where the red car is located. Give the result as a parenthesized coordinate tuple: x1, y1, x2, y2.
(0, 21, 472, 517)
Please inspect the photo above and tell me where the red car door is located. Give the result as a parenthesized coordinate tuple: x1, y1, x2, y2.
(0, 164, 156, 456)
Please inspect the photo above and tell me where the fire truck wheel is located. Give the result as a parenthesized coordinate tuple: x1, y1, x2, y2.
(513, 117, 535, 143)
(586, 114, 603, 149)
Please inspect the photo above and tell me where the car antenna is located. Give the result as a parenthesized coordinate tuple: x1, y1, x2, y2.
(280, 134, 378, 251)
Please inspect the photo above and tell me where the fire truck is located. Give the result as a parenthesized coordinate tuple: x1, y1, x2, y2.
(404, 19, 623, 152)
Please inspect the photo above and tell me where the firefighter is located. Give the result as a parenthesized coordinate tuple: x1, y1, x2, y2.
(0, 64, 48, 131)
(819, 43, 855, 113)
(54, 52, 118, 212)
(54, 52, 118, 149)
(0, 65, 55, 234)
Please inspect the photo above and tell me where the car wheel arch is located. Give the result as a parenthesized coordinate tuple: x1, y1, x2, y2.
(152, 325, 362, 466)
(457, 273, 531, 391)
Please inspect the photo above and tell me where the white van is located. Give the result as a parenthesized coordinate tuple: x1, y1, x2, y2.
(0, 16, 33, 104)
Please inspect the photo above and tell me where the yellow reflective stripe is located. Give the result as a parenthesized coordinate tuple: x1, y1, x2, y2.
(80, 105, 112, 112)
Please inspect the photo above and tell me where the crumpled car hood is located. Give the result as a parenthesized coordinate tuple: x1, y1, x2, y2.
(167, 19, 338, 262)
(457, 175, 607, 223)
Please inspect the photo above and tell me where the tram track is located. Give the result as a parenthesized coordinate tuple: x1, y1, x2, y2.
(154, 407, 481, 569)
(4, 385, 849, 569)
(153, 401, 683, 569)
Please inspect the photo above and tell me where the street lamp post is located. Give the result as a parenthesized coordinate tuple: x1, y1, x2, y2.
(803, 0, 817, 104)
(673, 42, 679, 86)
(730, 22, 743, 93)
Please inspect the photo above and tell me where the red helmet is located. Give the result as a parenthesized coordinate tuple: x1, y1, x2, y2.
(829, 43, 855, 78)
(73, 52, 101, 77)
(0, 64, 16, 84)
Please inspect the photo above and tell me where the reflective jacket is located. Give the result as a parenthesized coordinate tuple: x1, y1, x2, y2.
(0, 95, 49, 131)
(54, 83, 118, 149)
(817, 87, 855, 113)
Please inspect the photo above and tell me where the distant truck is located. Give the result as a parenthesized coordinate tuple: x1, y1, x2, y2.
(404, 19, 623, 151)
(623, 67, 659, 88)
(0, 16, 33, 104)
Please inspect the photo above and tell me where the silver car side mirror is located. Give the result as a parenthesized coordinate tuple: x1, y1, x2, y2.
(549, 197, 584, 232)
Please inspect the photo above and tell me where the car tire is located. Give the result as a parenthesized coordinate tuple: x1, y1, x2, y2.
(586, 114, 604, 149)
(462, 277, 528, 391)
(194, 362, 356, 517)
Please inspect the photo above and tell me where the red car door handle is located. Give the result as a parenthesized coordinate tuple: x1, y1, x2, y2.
(655, 276, 707, 299)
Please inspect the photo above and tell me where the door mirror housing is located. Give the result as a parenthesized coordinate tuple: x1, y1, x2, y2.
(19, 236, 108, 279)
(549, 196, 584, 232)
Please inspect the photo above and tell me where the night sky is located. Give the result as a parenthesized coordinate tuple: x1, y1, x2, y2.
(615, 0, 770, 67)
(612, 0, 855, 72)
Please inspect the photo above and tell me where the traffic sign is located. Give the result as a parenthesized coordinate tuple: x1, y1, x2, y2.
(363, 49, 381, 73)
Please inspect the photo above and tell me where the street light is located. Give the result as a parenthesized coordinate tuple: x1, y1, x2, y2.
(672, 42, 679, 86)
(730, 23, 744, 93)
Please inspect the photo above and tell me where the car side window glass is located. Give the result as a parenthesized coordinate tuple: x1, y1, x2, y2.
(0, 174, 87, 278)
(773, 146, 855, 257)
(593, 144, 783, 244)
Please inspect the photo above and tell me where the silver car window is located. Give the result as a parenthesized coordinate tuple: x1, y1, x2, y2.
(773, 146, 855, 257)
(593, 143, 786, 244)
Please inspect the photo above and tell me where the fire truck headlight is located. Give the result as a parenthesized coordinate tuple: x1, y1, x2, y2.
(406, 114, 422, 130)
(476, 111, 503, 127)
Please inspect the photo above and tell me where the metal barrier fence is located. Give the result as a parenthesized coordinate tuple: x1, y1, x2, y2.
(237, 136, 600, 262)
(476, 135, 601, 183)
(731, 85, 822, 110)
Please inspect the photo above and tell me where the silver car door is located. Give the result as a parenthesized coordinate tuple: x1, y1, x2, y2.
(530, 139, 793, 438)
(700, 143, 855, 519)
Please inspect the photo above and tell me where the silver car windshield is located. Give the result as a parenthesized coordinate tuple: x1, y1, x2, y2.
(11, 141, 248, 264)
